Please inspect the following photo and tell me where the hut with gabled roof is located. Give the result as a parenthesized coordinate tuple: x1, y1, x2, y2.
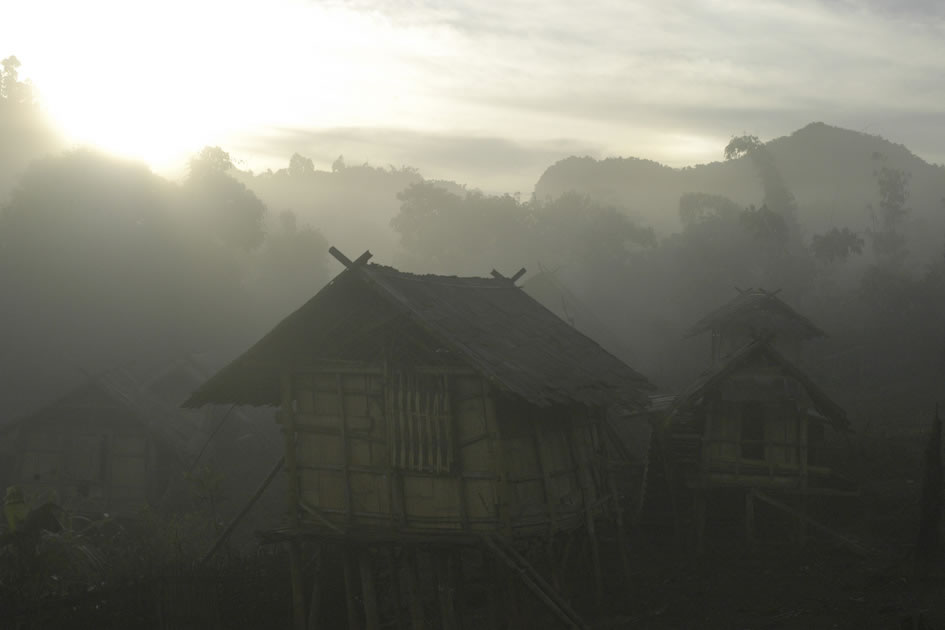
(649, 289, 855, 553)
(686, 288, 824, 365)
(184, 247, 654, 630)
(0, 370, 191, 517)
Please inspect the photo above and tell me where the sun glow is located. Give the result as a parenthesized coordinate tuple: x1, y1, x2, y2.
(6, 0, 441, 173)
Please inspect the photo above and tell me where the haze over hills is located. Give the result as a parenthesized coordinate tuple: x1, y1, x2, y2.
(535, 122, 945, 262)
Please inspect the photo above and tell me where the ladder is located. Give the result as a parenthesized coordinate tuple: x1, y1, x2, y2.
(480, 534, 590, 630)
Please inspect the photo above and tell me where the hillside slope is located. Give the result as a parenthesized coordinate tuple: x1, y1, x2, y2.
(534, 123, 945, 259)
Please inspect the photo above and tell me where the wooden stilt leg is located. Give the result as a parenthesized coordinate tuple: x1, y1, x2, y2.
(485, 551, 501, 630)
(436, 550, 459, 630)
(307, 544, 322, 630)
(389, 549, 405, 630)
(403, 548, 425, 630)
(289, 540, 307, 630)
(359, 548, 380, 630)
(587, 518, 603, 610)
(343, 546, 362, 630)
(694, 491, 707, 555)
(452, 551, 467, 630)
(745, 489, 755, 550)
(797, 495, 809, 547)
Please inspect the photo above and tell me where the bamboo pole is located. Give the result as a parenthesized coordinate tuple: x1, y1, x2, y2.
(282, 372, 307, 630)
(531, 417, 558, 540)
(359, 549, 380, 630)
(337, 373, 354, 524)
(481, 379, 510, 535)
(404, 547, 425, 630)
(199, 457, 284, 565)
(752, 490, 878, 556)
(307, 544, 322, 630)
(343, 546, 363, 630)
(745, 488, 755, 549)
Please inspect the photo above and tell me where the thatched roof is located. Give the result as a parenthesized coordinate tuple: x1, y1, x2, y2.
(3, 371, 194, 455)
(672, 339, 847, 429)
(686, 288, 825, 339)
(184, 255, 654, 410)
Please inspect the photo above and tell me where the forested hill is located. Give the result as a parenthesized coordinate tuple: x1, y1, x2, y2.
(534, 122, 945, 260)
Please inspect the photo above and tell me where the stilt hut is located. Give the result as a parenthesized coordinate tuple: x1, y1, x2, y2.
(184, 248, 654, 629)
(686, 287, 824, 365)
(0, 371, 189, 517)
(653, 289, 854, 552)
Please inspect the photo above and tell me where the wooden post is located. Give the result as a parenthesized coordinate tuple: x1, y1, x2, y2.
(337, 374, 354, 524)
(436, 550, 459, 630)
(798, 413, 809, 546)
(282, 372, 307, 630)
(601, 422, 631, 583)
(694, 490, 707, 556)
(359, 548, 380, 630)
(452, 550, 467, 630)
(531, 417, 559, 540)
(446, 375, 469, 531)
(388, 549, 405, 630)
(485, 551, 501, 630)
(569, 420, 603, 608)
(481, 379, 511, 535)
(307, 544, 322, 630)
(343, 546, 362, 630)
(403, 547, 425, 630)
(745, 488, 755, 550)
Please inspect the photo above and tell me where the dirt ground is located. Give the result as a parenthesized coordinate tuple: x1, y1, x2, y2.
(602, 544, 945, 630)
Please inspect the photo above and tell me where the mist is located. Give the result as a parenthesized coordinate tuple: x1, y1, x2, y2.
(1, 8, 945, 625)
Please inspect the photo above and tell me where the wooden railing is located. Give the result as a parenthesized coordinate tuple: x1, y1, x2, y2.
(669, 433, 833, 480)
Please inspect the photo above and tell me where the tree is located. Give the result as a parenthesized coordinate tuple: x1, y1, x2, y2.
(678, 192, 741, 227)
(723, 134, 763, 161)
(184, 147, 265, 251)
(811, 227, 864, 263)
(724, 134, 800, 243)
(866, 155, 911, 264)
(740, 204, 788, 248)
(0, 56, 33, 105)
(188, 146, 234, 176)
(288, 153, 314, 177)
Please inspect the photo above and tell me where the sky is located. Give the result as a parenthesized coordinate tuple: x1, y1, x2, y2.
(4, 0, 945, 192)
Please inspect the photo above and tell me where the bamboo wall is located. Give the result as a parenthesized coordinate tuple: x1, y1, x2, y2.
(11, 413, 159, 514)
(285, 364, 599, 537)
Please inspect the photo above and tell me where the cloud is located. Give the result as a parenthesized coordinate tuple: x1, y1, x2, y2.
(7, 0, 944, 188)
(234, 126, 603, 192)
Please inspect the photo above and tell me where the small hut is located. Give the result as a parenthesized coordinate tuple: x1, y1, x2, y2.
(184, 248, 654, 629)
(686, 287, 824, 365)
(0, 371, 189, 517)
(653, 289, 853, 551)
